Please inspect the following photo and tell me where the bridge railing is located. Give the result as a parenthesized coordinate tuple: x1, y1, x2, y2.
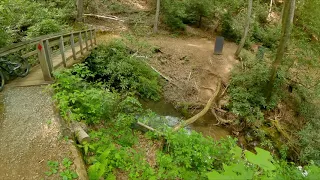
(0, 29, 97, 81)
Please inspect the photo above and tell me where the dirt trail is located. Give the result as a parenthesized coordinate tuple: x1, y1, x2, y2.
(146, 36, 239, 104)
(0, 86, 85, 180)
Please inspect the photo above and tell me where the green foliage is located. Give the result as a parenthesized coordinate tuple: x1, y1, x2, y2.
(45, 161, 59, 176)
(0, 0, 75, 47)
(52, 64, 121, 124)
(207, 146, 320, 180)
(27, 19, 62, 37)
(162, 0, 187, 30)
(251, 24, 281, 49)
(85, 40, 161, 101)
(162, 0, 214, 30)
(45, 159, 78, 180)
(221, 13, 242, 42)
(164, 130, 237, 177)
(228, 51, 285, 124)
(85, 129, 155, 180)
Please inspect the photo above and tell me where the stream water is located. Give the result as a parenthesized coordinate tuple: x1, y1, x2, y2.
(140, 99, 230, 140)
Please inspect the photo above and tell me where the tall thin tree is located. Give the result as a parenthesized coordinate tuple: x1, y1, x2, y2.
(235, 0, 253, 57)
(154, 0, 161, 33)
(265, 0, 296, 102)
(77, 0, 84, 22)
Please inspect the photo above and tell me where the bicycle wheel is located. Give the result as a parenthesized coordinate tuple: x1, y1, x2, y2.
(0, 70, 5, 92)
(15, 61, 30, 77)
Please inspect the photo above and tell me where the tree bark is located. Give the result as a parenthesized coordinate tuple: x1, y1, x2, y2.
(77, 0, 84, 22)
(265, 0, 296, 102)
(154, 0, 161, 33)
(235, 0, 253, 57)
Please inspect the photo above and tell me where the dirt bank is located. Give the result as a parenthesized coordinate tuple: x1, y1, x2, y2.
(146, 35, 239, 105)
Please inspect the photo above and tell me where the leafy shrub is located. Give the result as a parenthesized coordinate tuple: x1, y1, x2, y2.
(27, 19, 62, 37)
(164, 130, 237, 178)
(85, 40, 161, 101)
(221, 13, 242, 42)
(86, 129, 156, 180)
(162, 0, 187, 30)
(252, 24, 281, 49)
(52, 64, 121, 124)
(296, 86, 320, 165)
(228, 51, 284, 124)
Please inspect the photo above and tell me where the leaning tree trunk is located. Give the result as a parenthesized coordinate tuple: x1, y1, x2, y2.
(154, 0, 161, 33)
(77, 0, 84, 22)
(235, 0, 253, 57)
(265, 0, 296, 102)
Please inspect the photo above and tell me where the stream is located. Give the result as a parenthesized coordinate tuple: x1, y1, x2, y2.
(140, 99, 230, 140)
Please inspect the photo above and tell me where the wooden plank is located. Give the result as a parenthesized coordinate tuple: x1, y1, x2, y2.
(84, 31, 89, 50)
(89, 30, 93, 47)
(22, 50, 37, 58)
(79, 32, 84, 55)
(37, 41, 52, 81)
(44, 39, 53, 73)
(70, 33, 77, 60)
(59, 36, 67, 67)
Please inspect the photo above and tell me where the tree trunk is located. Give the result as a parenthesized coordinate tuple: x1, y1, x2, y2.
(154, 0, 161, 33)
(265, 0, 296, 102)
(77, 0, 84, 22)
(235, 0, 253, 57)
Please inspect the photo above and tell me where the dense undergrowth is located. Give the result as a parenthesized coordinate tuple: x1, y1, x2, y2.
(52, 39, 320, 179)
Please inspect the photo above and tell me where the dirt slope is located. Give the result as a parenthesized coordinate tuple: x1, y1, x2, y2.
(146, 35, 239, 104)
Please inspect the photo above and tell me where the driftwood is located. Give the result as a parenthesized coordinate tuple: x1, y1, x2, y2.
(173, 81, 222, 131)
(137, 121, 163, 135)
(83, 14, 124, 22)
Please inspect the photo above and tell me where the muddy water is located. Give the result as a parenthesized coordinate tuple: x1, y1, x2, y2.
(141, 99, 230, 140)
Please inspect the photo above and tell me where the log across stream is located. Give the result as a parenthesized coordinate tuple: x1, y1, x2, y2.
(140, 99, 230, 140)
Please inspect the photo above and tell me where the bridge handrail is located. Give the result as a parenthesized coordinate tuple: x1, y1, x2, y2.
(0, 29, 95, 57)
(0, 28, 97, 82)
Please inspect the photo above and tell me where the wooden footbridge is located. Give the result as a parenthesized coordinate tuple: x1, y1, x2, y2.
(0, 29, 97, 87)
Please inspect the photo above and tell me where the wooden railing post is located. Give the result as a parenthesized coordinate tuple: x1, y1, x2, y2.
(43, 39, 53, 73)
(89, 30, 93, 47)
(37, 40, 52, 81)
(93, 29, 97, 45)
(59, 36, 67, 67)
(70, 33, 77, 60)
(84, 31, 89, 50)
(79, 32, 84, 55)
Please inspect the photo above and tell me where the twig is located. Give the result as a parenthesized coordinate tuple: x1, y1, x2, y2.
(187, 72, 192, 81)
(220, 84, 229, 98)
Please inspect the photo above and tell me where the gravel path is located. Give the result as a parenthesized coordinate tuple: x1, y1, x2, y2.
(0, 86, 77, 179)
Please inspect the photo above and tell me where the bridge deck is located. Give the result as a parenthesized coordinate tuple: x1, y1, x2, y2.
(8, 41, 93, 87)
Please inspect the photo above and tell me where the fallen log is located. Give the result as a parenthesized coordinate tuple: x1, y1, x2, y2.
(83, 14, 124, 22)
(173, 81, 222, 131)
(73, 122, 90, 144)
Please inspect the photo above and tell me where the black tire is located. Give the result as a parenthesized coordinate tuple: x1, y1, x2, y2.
(0, 71, 5, 92)
(15, 61, 30, 77)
